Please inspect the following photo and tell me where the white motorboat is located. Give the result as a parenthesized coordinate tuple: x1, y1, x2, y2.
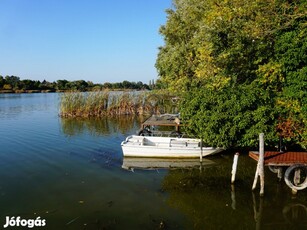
(121, 135, 223, 158)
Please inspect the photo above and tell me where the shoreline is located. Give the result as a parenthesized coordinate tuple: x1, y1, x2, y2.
(0, 89, 149, 94)
(0, 89, 58, 94)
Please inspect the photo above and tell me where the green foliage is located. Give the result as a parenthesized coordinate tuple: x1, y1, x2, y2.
(56, 80, 69, 90)
(157, 0, 307, 148)
(5, 75, 20, 90)
(274, 23, 307, 148)
(0, 76, 4, 88)
(0, 76, 151, 92)
(180, 83, 277, 148)
(156, 0, 205, 93)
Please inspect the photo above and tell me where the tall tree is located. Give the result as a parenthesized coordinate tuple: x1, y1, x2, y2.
(5, 75, 20, 89)
(0, 76, 4, 88)
(157, 0, 307, 148)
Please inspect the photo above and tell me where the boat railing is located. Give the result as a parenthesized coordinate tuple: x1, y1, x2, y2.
(170, 139, 200, 148)
(170, 139, 188, 147)
(151, 131, 174, 137)
(127, 136, 200, 148)
(145, 130, 186, 138)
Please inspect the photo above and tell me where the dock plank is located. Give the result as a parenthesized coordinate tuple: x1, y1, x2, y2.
(249, 151, 307, 166)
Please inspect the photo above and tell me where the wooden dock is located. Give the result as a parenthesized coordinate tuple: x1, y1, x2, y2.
(249, 151, 307, 166)
(249, 149, 307, 194)
(142, 114, 182, 131)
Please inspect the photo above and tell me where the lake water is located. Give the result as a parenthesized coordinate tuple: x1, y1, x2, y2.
(0, 93, 306, 229)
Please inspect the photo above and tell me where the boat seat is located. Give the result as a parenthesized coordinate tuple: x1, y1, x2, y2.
(170, 139, 187, 147)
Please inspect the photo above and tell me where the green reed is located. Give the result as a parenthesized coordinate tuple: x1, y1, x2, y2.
(59, 90, 179, 118)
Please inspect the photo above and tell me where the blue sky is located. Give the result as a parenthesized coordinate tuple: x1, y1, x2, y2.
(0, 0, 172, 84)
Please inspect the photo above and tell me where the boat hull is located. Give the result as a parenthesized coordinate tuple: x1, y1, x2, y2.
(121, 135, 223, 158)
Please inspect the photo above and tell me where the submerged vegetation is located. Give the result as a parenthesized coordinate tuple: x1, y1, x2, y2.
(59, 90, 179, 118)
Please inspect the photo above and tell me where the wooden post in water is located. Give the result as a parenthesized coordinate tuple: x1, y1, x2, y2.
(259, 133, 265, 196)
(252, 133, 265, 196)
(200, 139, 203, 162)
(231, 152, 240, 184)
(252, 166, 259, 189)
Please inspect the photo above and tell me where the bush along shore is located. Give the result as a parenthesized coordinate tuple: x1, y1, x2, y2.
(0, 76, 156, 93)
(59, 90, 179, 118)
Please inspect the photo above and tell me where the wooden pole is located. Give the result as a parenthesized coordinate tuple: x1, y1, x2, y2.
(259, 133, 265, 196)
(231, 152, 240, 184)
(252, 133, 265, 196)
(252, 166, 260, 190)
(200, 139, 203, 162)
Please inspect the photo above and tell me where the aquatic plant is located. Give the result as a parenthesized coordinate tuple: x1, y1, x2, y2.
(59, 90, 178, 118)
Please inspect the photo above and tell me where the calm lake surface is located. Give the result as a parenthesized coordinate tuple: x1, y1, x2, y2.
(0, 93, 306, 230)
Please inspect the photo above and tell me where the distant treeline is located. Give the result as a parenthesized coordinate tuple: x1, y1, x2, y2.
(0, 75, 160, 93)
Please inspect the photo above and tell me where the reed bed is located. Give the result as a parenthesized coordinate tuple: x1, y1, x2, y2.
(59, 90, 178, 118)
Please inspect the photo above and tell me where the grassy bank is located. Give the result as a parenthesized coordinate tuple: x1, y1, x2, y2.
(59, 90, 179, 118)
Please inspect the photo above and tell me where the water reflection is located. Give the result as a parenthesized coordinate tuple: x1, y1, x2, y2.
(282, 203, 307, 226)
(122, 157, 217, 171)
(0, 93, 56, 119)
(122, 155, 307, 229)
(253, 196, 307, 229)
(60, 116, 147, 136)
